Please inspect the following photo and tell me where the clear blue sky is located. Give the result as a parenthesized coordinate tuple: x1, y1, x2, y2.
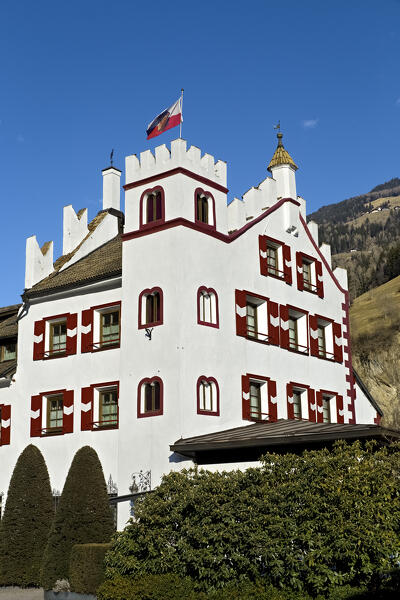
(1, 0, 399, 306)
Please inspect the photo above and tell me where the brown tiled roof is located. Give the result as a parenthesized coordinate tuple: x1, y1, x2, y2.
(0, 313, 19, 339)
(0, 359, 17, 379)
(24, 234, 122, 298)
(171, 419, 400, 462)
(267, 133, 298, 172)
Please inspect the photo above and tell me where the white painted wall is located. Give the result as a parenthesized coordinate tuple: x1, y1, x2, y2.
(0, 138, 379, 530)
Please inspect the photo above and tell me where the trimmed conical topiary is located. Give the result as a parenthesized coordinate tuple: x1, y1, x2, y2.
(41, 445, 114, 590)
(0, 444, 54, 587)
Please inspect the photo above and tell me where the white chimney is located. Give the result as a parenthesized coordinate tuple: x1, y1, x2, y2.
(102, 167, 122, 211)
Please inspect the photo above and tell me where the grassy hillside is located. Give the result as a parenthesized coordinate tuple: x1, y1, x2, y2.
(350, 275, 400, 428)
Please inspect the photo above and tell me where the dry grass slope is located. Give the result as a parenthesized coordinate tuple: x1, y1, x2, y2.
(350, 275, 400, 428)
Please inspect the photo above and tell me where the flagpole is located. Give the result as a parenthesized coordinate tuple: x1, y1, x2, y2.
(180, 88, 184, 138)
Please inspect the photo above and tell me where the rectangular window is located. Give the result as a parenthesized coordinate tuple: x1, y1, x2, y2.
(318, 326, 326, 357)
(100, 309, 120, 347)
(323, 395, 331, 423)
(267, 246, 278, 275)
(47, 395, 63, 431)
(99, 389, 118, 426)
(145, 383, 161, 413)
(302, 261, 312, 289)
(288, 317, 298, 350)
(293, 390, 302, 419)
(246, 303, 258, 338)
(50, 321, 67, 354)
(249, 383, 261, 420)
(0, 342, 16, 362)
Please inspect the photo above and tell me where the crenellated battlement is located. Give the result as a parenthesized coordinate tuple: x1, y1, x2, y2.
(125, 138, 227, 187)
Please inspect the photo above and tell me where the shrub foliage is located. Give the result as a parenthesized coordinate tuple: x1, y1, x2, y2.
(0, 444, 53, 587)
(70, 543, 111, 594)
(104, 442, 400, 597)
(41, 445, 114, 590)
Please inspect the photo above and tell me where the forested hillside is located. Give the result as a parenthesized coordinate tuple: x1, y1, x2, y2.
(309, 178, 400, 299)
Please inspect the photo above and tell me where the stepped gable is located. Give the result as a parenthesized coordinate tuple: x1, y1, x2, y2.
(267, 133, 298, 172)
(24, 234, 122, 298)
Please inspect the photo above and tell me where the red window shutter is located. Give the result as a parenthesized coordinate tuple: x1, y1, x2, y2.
(268, 380, 277, 421)
(66, 313, 78, 356)
(0, 405, 11, 445)
(332, 322, 343, 362)
(309, 315, 319, 357)
(336, 394, 344, 423)
(63, 390, 74, 433)
(81, 309, 94, 353)
(33, 320, 45, 360)
(286, 383, 294, 419)
(259, 236, 268, 276)
(296, 252, 304, 291)
(316, 391, 324, 423)
(307, 388, 316, 422)
(242, 375, 250, 420)
(235, 290, 247, 337)
(267, 301, 280, 345)
(282, 245, 292, 285)
(30, 395, 42, 437)
(279, 305, 289, 349)
(81, 387, 94, 431)
(316, 261, 324, 298)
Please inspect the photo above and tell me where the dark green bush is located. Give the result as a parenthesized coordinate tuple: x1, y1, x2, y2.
(70, 543, 111, 594)
(0, 445, 53, 587)
(41, 446, 114, 590)
(104, 442, 400, 597)
(97, 573, 205, 600)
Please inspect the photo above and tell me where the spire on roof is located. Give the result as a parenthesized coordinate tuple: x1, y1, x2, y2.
(267, 132, 298, 172)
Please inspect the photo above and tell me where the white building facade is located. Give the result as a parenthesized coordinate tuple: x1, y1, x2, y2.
(0, 134, 381, 529)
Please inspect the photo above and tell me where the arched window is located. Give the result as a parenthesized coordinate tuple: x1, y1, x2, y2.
(138, 287, 163, 328)
(137, 377, 163, 417)
(197, 376, 219, 415)
(197, 287, 219, 328)
(194, 188, 215, 228)
(140, 187, 165, 228)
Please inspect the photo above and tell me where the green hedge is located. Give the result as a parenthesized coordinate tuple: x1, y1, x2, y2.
(70, 543, 111, 594)
(104, 442, 400, 597)
(97, 573, 204, 600)
(98, 574, 399, 600)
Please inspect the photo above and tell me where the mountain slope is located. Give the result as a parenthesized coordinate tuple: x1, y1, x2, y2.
(350, 275, 400, 428)
(309, 178, 400, 300)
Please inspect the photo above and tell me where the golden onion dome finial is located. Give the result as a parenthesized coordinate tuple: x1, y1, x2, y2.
(268, 131, 298, 172)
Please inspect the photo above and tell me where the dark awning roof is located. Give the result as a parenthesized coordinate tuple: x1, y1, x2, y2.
(170, 419, 400, 464)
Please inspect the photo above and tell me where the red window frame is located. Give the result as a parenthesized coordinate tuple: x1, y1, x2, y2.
(280, 304, 309, 355)
(139, 186, 165, 230)
(242, 373, 277, 422)
(194, 187, 216, 230)
(235, 290, 277, 345)
(0, 404, 11, 445)
(296, 251, 324, 298)
(30, 389, 74, 437)
(197, 286, 219, 328)
(81, 301, 121, 353)
(33, 312, 78, 360)
(137, 376, 164, 418)
(259, 235, 292, 285)
(138, 287, 164, 329)
(81, 381, 120, 431)
(196, 376, 220, 416)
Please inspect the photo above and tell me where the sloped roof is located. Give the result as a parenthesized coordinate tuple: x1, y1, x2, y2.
(24, 234, 122, 299)
(267, 133, 298, 172)
(0, 313, 18, 339)
(0, 360, 17, 379)
(171, 419, 400, 462)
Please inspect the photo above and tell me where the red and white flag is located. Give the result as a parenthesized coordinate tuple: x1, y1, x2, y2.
(146, 96, 182, 140)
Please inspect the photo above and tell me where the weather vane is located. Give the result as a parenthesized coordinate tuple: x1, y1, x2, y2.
(110, 148, 114, 166)
(274, 121, 281, 132)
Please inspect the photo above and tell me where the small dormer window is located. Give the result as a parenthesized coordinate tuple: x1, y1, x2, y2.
(0, 342, 16, 362)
